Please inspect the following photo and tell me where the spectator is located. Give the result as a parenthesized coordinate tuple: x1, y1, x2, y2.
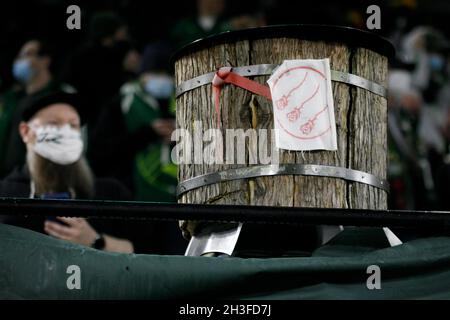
(388, 73, 424, 209)
(171, 0, 230, 49)
(89, 42, 186, 255)
(229, 12, 267, 30)
(62, 12, 134, 128)
(90, 42, 177, 201)
(0, 91, 153, 254)
(0, 39, 74, 178)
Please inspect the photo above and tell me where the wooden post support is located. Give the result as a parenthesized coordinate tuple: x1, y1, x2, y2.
(174, 25, 394, 239)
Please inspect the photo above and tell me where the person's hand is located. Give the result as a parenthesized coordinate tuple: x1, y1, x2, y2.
(44, 217, 98, 247)
(151, 119, 175, 143)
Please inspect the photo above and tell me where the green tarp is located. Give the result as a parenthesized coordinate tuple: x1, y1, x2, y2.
(1, 223, 450, 299)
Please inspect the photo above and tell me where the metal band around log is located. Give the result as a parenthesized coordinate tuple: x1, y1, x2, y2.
(176, 164, 389, 197)
(175, 64, 387, 98)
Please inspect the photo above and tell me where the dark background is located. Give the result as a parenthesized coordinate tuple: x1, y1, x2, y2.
(0, 0, 448, 91)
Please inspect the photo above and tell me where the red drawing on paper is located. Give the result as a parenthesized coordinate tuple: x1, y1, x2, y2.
(276, 117, 332, 140)
(275, 72, 309, 110)
(271, 66, 331, 141)
(286, 84, 320, 122)
(300, 105, 329, 135)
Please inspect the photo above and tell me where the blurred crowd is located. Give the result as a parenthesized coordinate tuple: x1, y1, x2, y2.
(387, 25, 450, 211)
(0, 0, 450, 254)
(0, 0, 266, 255)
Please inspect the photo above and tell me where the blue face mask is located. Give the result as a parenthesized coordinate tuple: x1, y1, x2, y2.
(144, 76, 174, 99)
(12, 59, 35, 83)
(429, 54, 445, 71)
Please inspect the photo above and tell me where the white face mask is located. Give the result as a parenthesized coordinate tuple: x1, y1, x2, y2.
(31, 124, 84, 165)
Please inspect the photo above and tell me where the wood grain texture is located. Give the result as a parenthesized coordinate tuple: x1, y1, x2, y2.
(176, 41, 253, 207)
(175, 38, 388, 217)
(348, 48, 388, 210)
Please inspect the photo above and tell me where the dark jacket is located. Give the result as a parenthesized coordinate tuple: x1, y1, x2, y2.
(88, 95, 158, 192)
(61, 41, 130, 125)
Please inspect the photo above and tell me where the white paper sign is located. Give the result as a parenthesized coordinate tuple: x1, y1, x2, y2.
(267, 59, 337, 151)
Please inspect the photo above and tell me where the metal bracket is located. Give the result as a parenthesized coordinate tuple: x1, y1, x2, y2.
(185, 223, 243, 256)
(176, 64, 387, 98)
(177, 164, 389, 197)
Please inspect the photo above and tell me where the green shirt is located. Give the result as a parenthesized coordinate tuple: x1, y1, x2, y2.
(171, 16, 231, 49)
(120, 82, 177, 202)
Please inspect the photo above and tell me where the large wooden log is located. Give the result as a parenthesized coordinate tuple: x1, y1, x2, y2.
(174, 26, 393, 237)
